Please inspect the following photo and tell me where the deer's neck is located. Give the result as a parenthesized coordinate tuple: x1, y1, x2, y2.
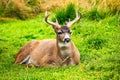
(57, 40, 72, 59)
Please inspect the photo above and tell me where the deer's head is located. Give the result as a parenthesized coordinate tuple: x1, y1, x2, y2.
(45, 11, 82, 43)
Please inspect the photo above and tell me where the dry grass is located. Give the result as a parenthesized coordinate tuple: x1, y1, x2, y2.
(0, 17, 16, 21)
(13, 0, 32, 12)
(38, 0, 79, 11)
(38, 0, 120, 13)
(79, 0, 120, 13)
(0, 0, 38, 19)
(98, 0, 120, 13)
(0, 0, 119, 19)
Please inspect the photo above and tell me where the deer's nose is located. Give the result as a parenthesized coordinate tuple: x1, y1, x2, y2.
(64, 38, 71, 43)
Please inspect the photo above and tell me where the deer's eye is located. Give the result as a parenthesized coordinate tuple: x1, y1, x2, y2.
(68, 31, 72, 34)
(57, 32, 62, 35)
(69, 31, 72, 34)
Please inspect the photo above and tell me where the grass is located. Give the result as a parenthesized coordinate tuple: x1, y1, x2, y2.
(0, 13, 120, 80)
(52, 3, 76, 25)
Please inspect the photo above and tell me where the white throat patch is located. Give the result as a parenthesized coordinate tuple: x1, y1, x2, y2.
(58, 42, 70, 48)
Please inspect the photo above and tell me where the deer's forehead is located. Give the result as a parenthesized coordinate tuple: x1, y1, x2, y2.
(59, 26, 70, 32)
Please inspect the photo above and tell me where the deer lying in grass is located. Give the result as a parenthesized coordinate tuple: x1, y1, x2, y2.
(15, 11, 81, 67)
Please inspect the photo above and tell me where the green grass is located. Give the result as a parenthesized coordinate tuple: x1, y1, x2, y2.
(52, 3, 76, 25)
(0, 13, 120, 80)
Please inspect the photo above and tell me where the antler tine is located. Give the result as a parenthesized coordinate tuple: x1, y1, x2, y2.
(45, 11, 54, 25)
(45, 11, 60, 28)
(55, 19, 59, 25)
(66, 10, 82, 28)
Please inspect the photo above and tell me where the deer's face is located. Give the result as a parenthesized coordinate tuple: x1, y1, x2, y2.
(55, 26, 72, 43)
(45, 10, 81, 43)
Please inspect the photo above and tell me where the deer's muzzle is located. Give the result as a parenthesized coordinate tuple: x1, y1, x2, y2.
(64, 38, 71, 43)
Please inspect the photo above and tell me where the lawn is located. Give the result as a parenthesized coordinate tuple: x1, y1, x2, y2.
(0, 13, 120, 80)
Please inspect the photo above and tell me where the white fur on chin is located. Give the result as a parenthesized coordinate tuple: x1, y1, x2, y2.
(58, 41, 70, 48)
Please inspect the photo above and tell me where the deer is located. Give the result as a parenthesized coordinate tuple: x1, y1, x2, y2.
(14, 10, 82, 67)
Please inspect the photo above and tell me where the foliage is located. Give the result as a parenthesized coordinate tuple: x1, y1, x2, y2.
(52, 3, 76, 25)
(0, 0, 40, 19)
(83, 9, 105, 21)
(0, 12, 120, 79)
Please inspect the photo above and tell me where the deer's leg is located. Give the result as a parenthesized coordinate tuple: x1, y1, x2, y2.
(15, 42, 31, 64)
(22, 63, 35, 68)
(69, 58, 76, 66)
(72, 48, 80, 65)
(73, 53, 80, 65)
(15, 40, 40, 64)
(44, 59, 60, 67)
(39, 55, 59, 67)
(62, 57, 76, 66)
(39, 61, 58, 67)
(61, 57, 75, 66)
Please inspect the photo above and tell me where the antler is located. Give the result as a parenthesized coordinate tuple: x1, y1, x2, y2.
(65, 10, 82, 28)
(45, 11, 61, 28)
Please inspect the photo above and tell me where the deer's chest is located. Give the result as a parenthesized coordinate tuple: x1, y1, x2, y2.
(58, 42, 72, 57)
(60, 49, 72, 57)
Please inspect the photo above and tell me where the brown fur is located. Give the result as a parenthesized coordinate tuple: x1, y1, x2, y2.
(15, 39, 80, 67)
(15, 11, 81, 67)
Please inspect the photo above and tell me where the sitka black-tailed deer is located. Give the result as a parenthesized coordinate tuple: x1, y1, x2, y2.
(15, 10, 82, 67)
